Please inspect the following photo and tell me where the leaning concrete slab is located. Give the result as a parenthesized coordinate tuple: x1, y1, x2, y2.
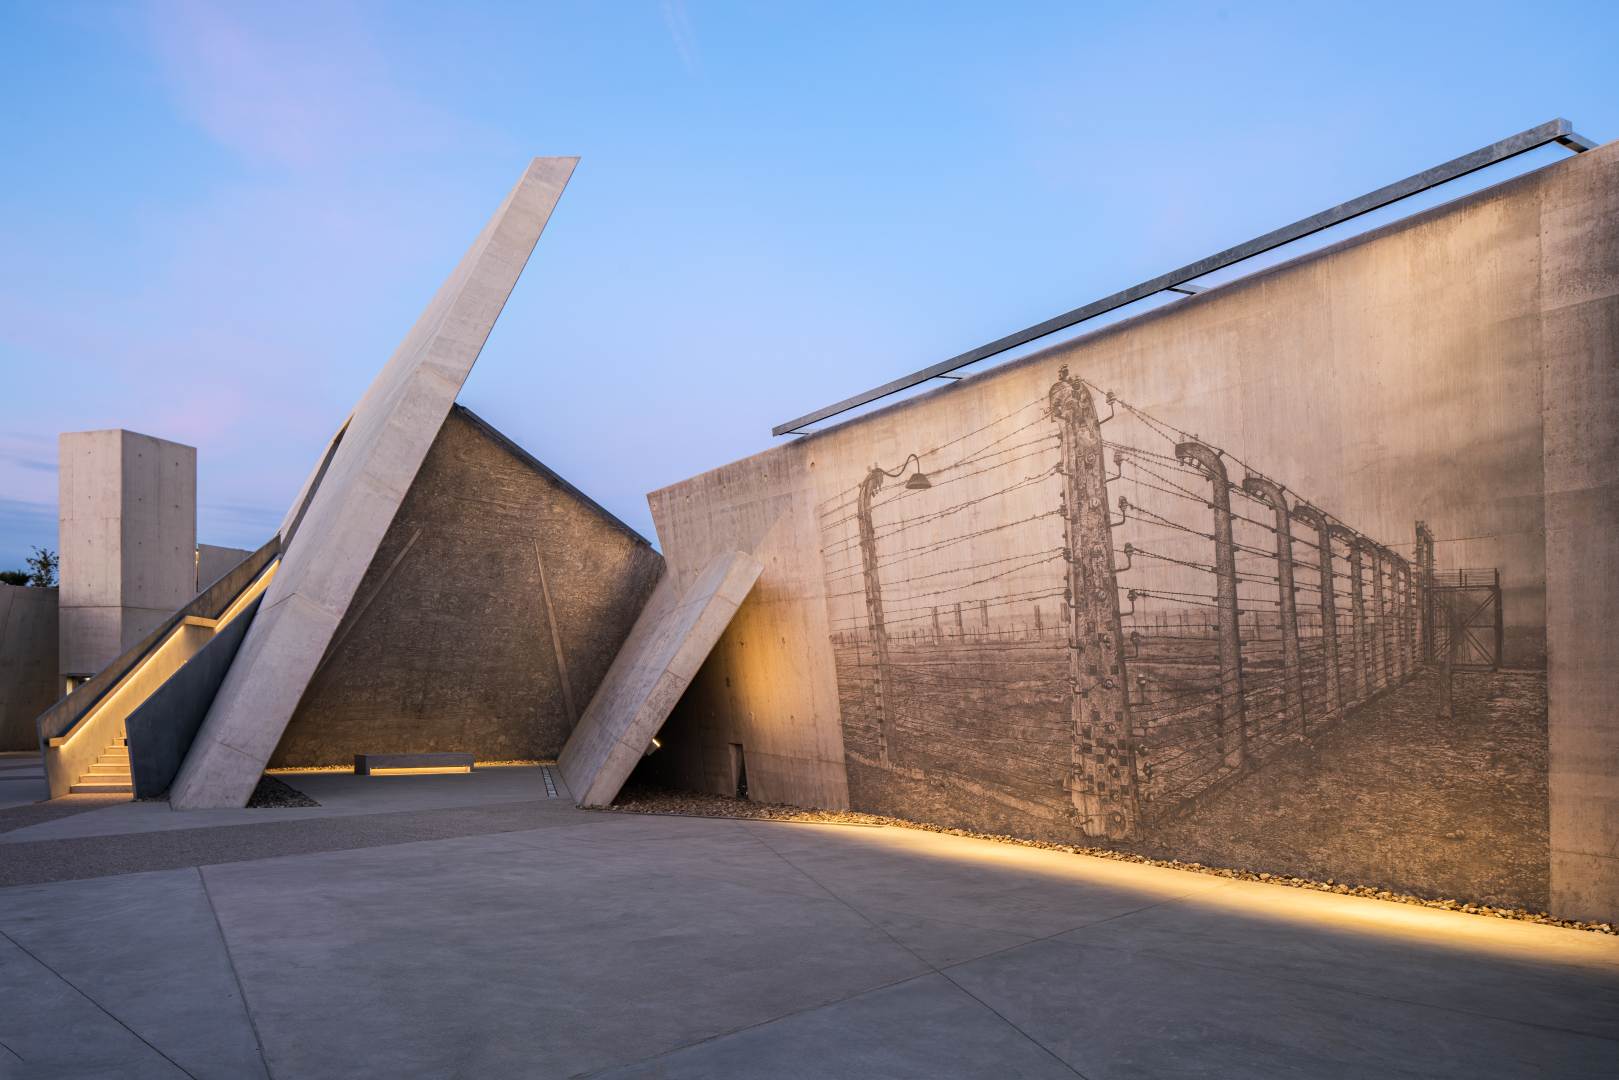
(170, 157, 577, 810)
(559, 549, 762, 807)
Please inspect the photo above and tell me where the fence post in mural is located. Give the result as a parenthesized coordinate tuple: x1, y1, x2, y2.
(1397, 560, 1414, 680)
(856, 466, 897, 766)
(1176, 439, 1246, 769)
(1330, 525, 1369, 703)
(1416, 521, 1435, 663)
(1292, 503, 1340, 718)
(931, 606, 942, 642)
(1050, 367, 1139, 839)
(1366, 542, 1389, 690)
(1243, 475, 1306, 735)
(954, 601, 964, 638)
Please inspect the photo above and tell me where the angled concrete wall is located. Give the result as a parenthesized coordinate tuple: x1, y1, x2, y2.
(0, 584, 58, 750)
(125, 596, 263, 798)
(269, 406, 663, 767)
(647, 142, 1619, 920)
(559, 549, 760, 807)
(58, 430, 196, 679)
(171, 157, 577, 809)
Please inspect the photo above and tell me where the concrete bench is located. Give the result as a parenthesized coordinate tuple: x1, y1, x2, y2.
(354, 753, 474, 776)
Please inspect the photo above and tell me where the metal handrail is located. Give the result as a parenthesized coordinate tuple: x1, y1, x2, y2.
(773, 118, 1597, 436)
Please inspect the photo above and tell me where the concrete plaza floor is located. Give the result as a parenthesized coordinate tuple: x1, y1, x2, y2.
(0, 764, 1615, 1078)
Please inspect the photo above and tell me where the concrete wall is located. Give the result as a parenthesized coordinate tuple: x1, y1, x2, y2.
(0, 584, 58, 750)
(126, 596, 262, 798)
(58, 430, 196, 679)
(269, 406, 665, 767)
(645, 142, 1619, 919)
(1540, 142, 1619, 922)
(196, 545, 252, 592)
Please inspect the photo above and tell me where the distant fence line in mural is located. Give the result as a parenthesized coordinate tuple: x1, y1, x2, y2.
(820, 366, 1487, 843)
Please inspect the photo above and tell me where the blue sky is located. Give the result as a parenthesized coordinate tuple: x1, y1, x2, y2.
(1, 1, 1614, 569)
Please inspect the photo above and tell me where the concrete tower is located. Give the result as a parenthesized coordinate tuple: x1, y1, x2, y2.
(57, 429, 197, 684)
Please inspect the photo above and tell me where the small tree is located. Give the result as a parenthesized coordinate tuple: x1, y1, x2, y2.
(0, 570, 27, 586)
(25, 547, 58, 588)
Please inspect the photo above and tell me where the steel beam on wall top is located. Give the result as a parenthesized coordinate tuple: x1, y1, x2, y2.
(774, 119, 1597, 437)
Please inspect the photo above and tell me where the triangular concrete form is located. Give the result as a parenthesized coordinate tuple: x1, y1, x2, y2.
(171, 157, 577, 809)
(559, 549, 762, 807)
(269, 405, 664, 768)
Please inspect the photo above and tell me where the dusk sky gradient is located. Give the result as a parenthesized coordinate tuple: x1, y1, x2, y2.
(1, 1, 1615, 570)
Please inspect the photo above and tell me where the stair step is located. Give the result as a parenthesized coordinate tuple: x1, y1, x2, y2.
(87, 764, 132, 777)
(101, 747, 129, 757)
(71, 782, 132, 794)
(96, 755, 129, 766)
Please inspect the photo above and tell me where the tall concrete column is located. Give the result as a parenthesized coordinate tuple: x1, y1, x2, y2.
(1243, 475, 1305, 735)
(58, 430, 197, 682)
(1330, 525, 1369, 703)
(1176, 439, 1245, 769)
(1292, 504, 1340, 718)
(1051, 367, 1138, 838)
(855, 467, 897, 767)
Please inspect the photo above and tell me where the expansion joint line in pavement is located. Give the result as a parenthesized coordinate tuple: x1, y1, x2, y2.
(198, 866, 275, 1079)
(737, 821, 1097, 1080)
(0, 924, 202, 1079)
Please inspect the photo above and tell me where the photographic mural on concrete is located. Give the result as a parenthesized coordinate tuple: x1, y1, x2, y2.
(819, 365, 1547, 909)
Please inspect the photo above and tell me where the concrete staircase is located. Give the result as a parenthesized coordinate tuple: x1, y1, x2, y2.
(72, 735, 132, 794)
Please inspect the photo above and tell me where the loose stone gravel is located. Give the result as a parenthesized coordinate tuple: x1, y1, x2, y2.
(604, 785, 1616, 936)
(247, 775, 320, 808)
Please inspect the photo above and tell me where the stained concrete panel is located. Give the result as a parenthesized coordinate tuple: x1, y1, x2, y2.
(170, 158, 576, 809)
(0, 583, 58, 749)
(58, 429, 197, 678)
(647, 141, 1619, 919)
(270, 406, 663, 767)
(559, 549, 761, 807)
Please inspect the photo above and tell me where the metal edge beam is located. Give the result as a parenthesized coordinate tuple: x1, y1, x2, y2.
(773, 118, 1597, 436)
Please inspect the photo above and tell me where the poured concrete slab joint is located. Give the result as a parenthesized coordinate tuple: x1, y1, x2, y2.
(58, 429, 196, 679)
(559, 549, 763, 807)
(169, 156, 578, 810)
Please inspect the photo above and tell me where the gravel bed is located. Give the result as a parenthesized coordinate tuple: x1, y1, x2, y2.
(247, 775, 320, 808)
(604, 785, 1615, 936)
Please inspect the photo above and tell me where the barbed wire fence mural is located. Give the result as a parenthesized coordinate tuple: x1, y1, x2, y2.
(819, 365, 1481, 842)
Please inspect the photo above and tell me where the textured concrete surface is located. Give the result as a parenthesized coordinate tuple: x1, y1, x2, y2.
(0, 583, 57, 750)
(559, 549, 759, 806)
(272, 406, 662, 768)
(125, 596, 262, 798)
(171, 157, 577, 810)
(1539, 142, 1619, 923)
(195, 544, 251, 592)
(646, 141, 1619, 919)
(58, 429, 196, 679)
(0, 771, 1613, 1078)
